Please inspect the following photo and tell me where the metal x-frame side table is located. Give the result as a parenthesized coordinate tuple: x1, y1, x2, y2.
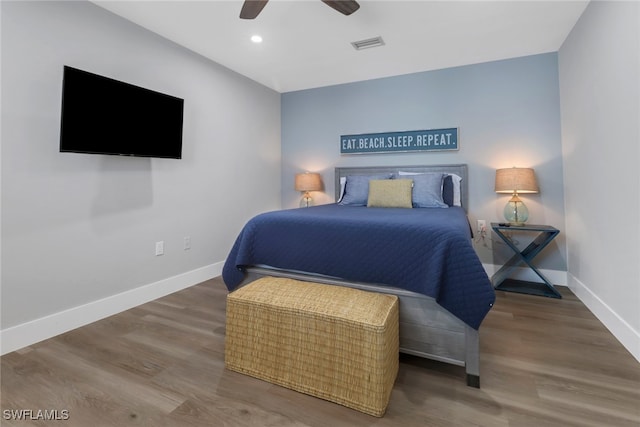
(490, 223, 562, 299)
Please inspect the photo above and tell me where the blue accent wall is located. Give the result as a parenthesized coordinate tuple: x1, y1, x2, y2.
(282, 53, 566, 271)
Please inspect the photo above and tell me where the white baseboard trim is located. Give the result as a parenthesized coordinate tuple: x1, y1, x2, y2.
(482, 263, 568, 287)
(0, 262, 223, 356)
(483, 263, 639, 363)
(7, 263, 636, 365)
(567, 274, 640, 364)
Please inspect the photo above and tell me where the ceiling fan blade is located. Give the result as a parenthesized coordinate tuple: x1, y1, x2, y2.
(240, 0, 269, 19)
(321, 0, 360, 16)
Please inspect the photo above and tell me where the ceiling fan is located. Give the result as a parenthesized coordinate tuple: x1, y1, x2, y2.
(240, 0, 360, 20)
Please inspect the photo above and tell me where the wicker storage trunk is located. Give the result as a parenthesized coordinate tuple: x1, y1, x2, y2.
(225, 277, 399, 417)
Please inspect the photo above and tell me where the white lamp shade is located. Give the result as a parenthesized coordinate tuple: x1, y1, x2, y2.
(295, 172, 322, 192)
(494, 168, 539, 194)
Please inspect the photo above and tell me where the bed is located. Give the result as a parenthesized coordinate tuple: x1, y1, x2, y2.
(222, 164, 495, 387)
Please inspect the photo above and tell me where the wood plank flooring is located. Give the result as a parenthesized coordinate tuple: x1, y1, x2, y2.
(2, 278, 639, 426)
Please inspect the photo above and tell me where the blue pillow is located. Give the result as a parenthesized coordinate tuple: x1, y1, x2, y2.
(339, 174, 393, 206)
(442, 175, 454, 206)
(412, 173, 448, 208)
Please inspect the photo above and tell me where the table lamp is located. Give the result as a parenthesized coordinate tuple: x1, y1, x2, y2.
(295, 172, 322, 207)
(494, 167, 539, 226)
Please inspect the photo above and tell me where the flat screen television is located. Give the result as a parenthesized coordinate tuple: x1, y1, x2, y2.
(60, 66, 184, 159)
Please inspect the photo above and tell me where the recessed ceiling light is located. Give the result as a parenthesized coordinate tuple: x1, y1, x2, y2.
(251, 35, 263, 43)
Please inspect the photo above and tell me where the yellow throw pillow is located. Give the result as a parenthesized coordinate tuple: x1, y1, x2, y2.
(367, 179, 413, 208)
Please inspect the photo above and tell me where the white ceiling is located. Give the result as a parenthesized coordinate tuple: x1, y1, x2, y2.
(92, 0, 589, 93)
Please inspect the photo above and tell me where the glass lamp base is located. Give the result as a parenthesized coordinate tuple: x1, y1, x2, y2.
(503, 196, 529, 226)
(300, 192, 313, 208)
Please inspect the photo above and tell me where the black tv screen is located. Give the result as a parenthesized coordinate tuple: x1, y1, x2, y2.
(60, 66, 184, 159)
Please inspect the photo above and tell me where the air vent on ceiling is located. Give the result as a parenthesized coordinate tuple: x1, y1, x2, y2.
(351, 36, 385, 51)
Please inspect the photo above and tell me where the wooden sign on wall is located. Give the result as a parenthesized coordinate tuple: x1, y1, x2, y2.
(340, 128, 459, 154)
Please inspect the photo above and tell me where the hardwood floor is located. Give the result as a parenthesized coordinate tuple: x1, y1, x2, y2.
(2, 278, 639, 426)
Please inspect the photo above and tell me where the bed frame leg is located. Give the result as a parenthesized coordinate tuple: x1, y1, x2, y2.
(465, 325, 481, 388)
(466, 374, 480, 388)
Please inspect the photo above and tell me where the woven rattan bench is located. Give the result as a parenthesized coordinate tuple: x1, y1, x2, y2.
(225, 276, 399, 417)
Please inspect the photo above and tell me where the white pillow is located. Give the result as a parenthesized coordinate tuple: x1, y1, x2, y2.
(338, 177, 346, 202)
(449, 173, 462, 207)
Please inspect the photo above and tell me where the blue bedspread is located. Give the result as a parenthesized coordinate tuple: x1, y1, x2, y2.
(223, 204, 495, 330)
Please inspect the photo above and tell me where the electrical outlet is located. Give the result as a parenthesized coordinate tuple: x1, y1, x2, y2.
(476, 220, 486, 233)
(155, 241, 164, 256)
(184, 236, 191, 250)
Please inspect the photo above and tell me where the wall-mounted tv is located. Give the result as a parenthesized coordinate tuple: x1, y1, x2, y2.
(60, 66, 184, 159)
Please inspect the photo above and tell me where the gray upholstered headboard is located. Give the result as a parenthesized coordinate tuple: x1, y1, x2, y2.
(335, 164, 468, 212)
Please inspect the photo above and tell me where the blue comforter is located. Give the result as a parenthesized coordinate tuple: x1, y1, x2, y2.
(223, 204, 494, 329)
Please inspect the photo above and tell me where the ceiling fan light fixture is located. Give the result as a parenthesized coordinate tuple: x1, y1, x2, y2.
(351, 36, 385, 51)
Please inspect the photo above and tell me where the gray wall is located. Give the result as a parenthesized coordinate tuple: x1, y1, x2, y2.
(559, 1, 639, 357)
(281, 53, 567, 272)
(1, 1, 281, 329)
